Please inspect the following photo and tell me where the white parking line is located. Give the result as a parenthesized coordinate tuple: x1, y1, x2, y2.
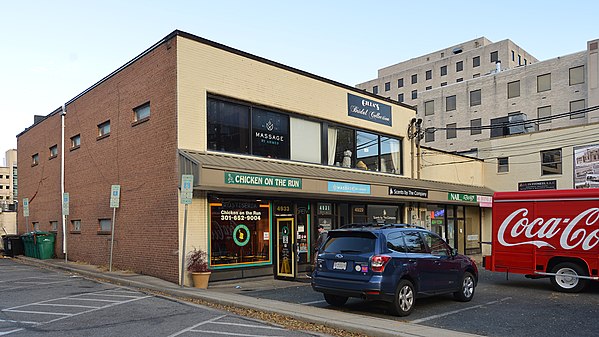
(410, 297, 512, 324)
(2, 309, 72, 316)
(166, 315, 227, 337)
(191, 331, 285, 337)
(211, 321, 284, 330)
(0, 329, 25, 336)
(35, 303, 99, 309)
(300, 300, 326, 305)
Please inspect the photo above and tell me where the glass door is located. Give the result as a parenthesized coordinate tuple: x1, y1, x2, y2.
(276, 218, 295, 278)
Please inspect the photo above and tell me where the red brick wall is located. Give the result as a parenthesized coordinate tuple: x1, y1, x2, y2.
(17, 37, 180, 283)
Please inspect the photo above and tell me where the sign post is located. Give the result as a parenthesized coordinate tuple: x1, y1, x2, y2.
(62, 193, 69, 262)
(109, 185, 120, 272)
(23, 198, 29, 232)
(180, 174, 193, 287)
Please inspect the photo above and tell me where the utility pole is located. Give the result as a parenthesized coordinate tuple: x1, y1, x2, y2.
(408, 118, 424, 179)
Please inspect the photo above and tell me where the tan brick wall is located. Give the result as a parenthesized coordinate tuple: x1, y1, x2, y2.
(17, 37, 180, 283)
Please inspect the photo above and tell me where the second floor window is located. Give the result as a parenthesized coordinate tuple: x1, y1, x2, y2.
(541, 149, 562, 175)
(71, 134, 81, 149)
(49, 145, 58, 158)
(98, 121, 111, 137)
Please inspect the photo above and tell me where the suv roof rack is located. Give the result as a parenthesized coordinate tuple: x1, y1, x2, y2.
(338, 223, 426, 230)
(379, 223, 426, 230)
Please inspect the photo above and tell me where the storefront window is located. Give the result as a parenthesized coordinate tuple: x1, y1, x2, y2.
(207, 98, 250, 154)
(209, 199, 271, 267)
(252, 108, 290, 160)
(368, 205, 399, 224)
(380, 136, 401, 174)
(356, 131, 379, 171)
(328, 126, 355, 168)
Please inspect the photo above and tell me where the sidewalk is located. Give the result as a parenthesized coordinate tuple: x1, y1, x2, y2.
(14, 256, 482, 337)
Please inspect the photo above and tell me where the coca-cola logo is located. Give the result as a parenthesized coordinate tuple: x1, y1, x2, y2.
(498, 207, 599, 250)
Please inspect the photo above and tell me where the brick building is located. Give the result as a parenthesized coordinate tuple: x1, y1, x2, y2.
(17, 30, 492, 285)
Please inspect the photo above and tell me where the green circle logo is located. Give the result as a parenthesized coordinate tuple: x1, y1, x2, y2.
(233, 224, 250, 247)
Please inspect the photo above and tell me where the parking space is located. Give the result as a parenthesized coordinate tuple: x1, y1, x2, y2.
(0, 259, 323, 337)
(237, 269, 599, 337)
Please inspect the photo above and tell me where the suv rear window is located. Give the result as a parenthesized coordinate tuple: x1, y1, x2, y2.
(322, 236, 376, 254)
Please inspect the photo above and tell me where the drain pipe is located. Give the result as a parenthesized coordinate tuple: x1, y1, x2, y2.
(61, 104, 67, 262)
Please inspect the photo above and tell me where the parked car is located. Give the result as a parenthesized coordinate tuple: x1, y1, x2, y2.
(311, 224, 478, 316)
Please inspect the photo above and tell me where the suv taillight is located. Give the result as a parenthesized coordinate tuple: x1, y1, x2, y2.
(371, 255, 391, 273)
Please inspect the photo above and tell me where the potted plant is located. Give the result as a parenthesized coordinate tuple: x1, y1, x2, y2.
(186, 248, 211, 288)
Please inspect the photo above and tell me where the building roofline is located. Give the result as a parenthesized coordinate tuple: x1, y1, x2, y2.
(17, 29, 415, 139)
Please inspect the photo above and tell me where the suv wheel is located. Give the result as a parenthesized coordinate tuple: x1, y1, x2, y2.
(453, 272, 475, 302)
(324, 293, 348, 307)
(389, 279, 415, 316)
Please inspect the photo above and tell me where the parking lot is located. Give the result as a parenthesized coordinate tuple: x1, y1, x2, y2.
(0, 259, 322, 337)
(228, 269, 599, 337)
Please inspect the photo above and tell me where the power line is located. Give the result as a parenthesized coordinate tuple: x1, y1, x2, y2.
(425, 105, 599, 133)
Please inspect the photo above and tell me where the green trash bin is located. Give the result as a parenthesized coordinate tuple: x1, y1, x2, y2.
(34, 232, 56, 260)
(20, 232, 35, 258)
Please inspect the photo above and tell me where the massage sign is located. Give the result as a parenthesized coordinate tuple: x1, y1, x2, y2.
(252, 108, 290, 159)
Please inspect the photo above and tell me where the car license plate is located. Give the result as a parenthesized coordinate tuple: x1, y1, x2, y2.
(333, 261, 347, 270)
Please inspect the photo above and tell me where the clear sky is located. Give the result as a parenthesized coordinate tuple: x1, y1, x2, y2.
(1, 0, 597, 160)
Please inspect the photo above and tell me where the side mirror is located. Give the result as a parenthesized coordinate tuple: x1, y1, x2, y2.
(450, 247, 458, 257)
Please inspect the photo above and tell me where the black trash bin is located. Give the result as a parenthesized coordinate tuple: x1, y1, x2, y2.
(2, 235, 24, 257)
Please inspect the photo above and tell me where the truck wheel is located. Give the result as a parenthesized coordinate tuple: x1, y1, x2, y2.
(389, 279, 415, 316)
(324, 293, 348, 307)
(453, 272, 475, 302)
(550, 262, 587, 293)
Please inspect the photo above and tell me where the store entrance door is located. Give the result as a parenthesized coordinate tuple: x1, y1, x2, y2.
(276, 217, 295, 279)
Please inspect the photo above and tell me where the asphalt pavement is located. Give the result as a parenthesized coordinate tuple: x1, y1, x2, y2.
(10, 256, 482, 337)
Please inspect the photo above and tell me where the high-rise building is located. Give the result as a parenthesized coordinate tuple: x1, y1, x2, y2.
(1, 149, 17, 211)
(357, 37, 599, 156)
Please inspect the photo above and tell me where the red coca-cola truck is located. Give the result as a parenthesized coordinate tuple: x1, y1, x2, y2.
(483, 188, 599, 292)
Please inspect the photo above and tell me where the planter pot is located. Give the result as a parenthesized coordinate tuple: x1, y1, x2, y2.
(191, 272, 211, 289)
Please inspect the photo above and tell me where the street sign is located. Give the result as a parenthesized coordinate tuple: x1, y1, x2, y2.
(23, 198, 29, 217)
(110, 185, 121, 208)
(181, 175, 193, 205)
(62, 193, 70, 216)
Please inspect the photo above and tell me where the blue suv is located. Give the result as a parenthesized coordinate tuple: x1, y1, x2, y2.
(311, 224, 478, 316)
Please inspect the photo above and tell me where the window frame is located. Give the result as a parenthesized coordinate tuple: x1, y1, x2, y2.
(32, 153, 39, 167)
(456, 61, 463, 72)
(537, 106, 551, 125)
(490, 51, 498, 63)
(424, 100, 434, 116)
(507, 80, 520, 99)
(397, 78, 404, 88)
(384, 82, 391, 91)
(446, 123, 457, 139)
(411, 90, 417, 100)
(470, 118, 482, 135)
(537, 73, 551, 92)
(97, 120, 111, 139)
(133, 102, 151, 124)
(446, 95, 456, 111)
(540, 149, 562, 176)
(569, 65, 585, 85)
(425, 70, 432, 80)
(98, 218, 112, 234)
(440, 65, 447, 76)
(472, 56, 480, 68)
(49, 144, 58, 159)
(470, 89, 481, 106)
(411, 74, 418, 84)
(569, 99, 586, 119)
(497, 157, 509, 173)
(372, 85, 378, 94)
(70, 134, 81, 150)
